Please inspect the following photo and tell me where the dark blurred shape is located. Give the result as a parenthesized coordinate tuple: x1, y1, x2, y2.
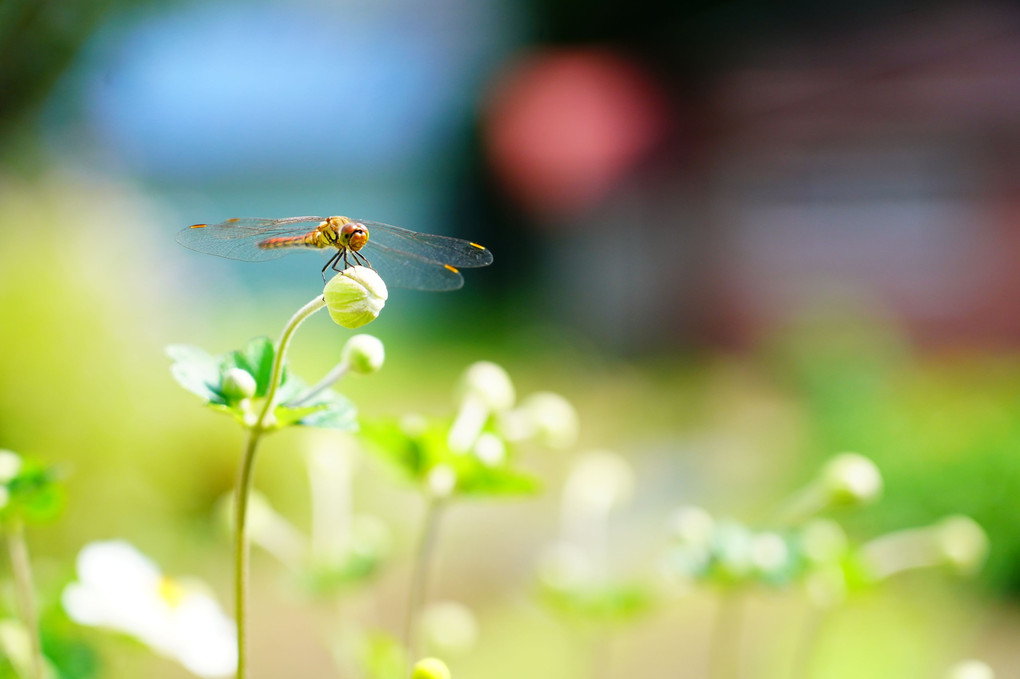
(482, 49, 667, 218)
(0, 0, 161, 151)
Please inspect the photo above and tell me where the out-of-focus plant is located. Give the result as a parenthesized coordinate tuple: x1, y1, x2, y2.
(359, 360, 574, 672)
(0, 449, 64, 679)
(169, 267, 387, 679)
(62, 541, 236, 678)
(536, 450, 652, 679)
(660, 452, 989, 679)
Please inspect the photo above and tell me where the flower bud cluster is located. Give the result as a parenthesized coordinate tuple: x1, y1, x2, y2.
(660, 454, 987, 607)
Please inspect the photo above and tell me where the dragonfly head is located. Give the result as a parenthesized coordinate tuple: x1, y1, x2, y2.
(340, 221, 369, 252)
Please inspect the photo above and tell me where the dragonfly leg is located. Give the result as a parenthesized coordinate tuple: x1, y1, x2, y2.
(352, 250, 372, 268)
(321, 250, 344, 282)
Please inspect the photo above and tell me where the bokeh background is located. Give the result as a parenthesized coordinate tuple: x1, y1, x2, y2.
(2, 0, 1020, 677)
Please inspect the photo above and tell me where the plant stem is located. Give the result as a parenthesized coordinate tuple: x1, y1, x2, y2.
(404, 497, 444, 671)
(233, 294, 326, 679)
(6, 518, 44, 679)
(789, 606, 830, 679)
(709, 590, 746, 679)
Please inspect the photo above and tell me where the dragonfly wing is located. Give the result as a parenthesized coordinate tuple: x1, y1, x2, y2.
(176, 217, 328, 262)
(359, 221, 493, 268)
(362, 241, 464, 291)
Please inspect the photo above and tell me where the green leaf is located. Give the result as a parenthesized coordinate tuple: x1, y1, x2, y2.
(543, 580, 654, 622)
(166, 345, 224, 404)
(271, 404, 329, 429)
(459, 466, 541, 497)
(298, 390, 358, 431)
(229, 337, 276, 398)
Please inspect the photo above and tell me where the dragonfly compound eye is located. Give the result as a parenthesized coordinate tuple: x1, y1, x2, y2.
(341, 222, 369, 251)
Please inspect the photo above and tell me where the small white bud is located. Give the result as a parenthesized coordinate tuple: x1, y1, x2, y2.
(412, 658, 451, 679)
(323, 266, 388, 329)
(935, 515, 988, 575)
(427, 465, 457, 499)
(472, 433, 506, 467)
(513, 392, 579, 449)
(669, 506, 715, 546)
(947, 660, 995, 679)
(457, 362, 515, 411)
(800, 519, 849, 564)
(420, 601, 478, 656)
(0, 450, 22, 484)
(563, 450, 634, 514)
(713, 520, 754, 578)
(821, 453, 882, 507)
(341, 334, 385, 375)
(750, 532, 789, 574)
(221, 368, 257, 401)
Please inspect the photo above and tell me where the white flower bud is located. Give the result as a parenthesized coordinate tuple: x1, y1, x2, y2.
(0, 450, 22, 484)
(800, 519, 848, 564)
(669, 506, 714, 546)
(750, 532, 789, 574)
(472, 433, 506, 467)
(221, 368, 257, 401)
(412, 658, 451, 679)
(511, 392, 579, 449)
(420, 601, 478, 656)
(323, 266, 388, 329)
(427, 465, 457, 499)
(457, 362, 515, 411)
(563, 450, 634, 515)
(947, 660, 995, 679)
(341, 334, 385, 375)
(713, 520, 754, 578)
(935, 515, 988, 575)
(821, 453, 882, 507)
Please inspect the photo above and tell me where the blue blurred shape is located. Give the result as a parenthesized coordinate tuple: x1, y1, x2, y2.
(86, 1, 508, 179)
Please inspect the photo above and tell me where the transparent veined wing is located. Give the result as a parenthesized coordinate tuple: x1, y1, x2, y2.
(361, 239, 466, 291)
(359, 221, 493, 269)
(176, 217, 328, 261)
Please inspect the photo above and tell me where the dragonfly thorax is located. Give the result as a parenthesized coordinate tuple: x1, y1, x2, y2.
(323, 216, 369, 252)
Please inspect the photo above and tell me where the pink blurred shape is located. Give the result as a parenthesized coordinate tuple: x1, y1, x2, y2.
(484, 49, 667, 218)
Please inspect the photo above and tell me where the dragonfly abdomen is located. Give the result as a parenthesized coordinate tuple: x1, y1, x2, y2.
(258, 230, 334, 251)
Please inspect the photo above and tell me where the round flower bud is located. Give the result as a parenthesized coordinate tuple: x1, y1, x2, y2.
(420, 601, 478, 656)
(821, 453, 882, 507)
(516, 392, 579, 449)
(426, 465, 457, 499)
(947, 660, 995, 679)
(713, 520, 754, 579)
(669, 506, 714, 547)
(563, 450, 634, 514)
(323, 266, 388, 329)
(341, 334, 385, 375)
(800, 519, 849, 564)
(935, 515, 988, 575)
(750, 532, 790, 575)
(0, 450, 23, 484)
(412, 658, 451, 679)
(457, 362, 515, 411)
(221, 368, 257, 402)
(472, 433, 506, 467)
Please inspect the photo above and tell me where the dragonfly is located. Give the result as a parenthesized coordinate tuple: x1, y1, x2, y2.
(176, 216, 493, 291)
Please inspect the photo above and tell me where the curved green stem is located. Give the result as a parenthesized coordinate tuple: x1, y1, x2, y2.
(233, 294, 326, 679)
(404, 497, 444, 671)
(6, 518, 44, 679)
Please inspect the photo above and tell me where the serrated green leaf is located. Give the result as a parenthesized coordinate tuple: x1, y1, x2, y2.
(298, 390, 358, 431)
(459, 466, 541, 497)
(272, 404, 329, 429)
(228, 337, 276, 398)
(166, 345, 224, 403)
